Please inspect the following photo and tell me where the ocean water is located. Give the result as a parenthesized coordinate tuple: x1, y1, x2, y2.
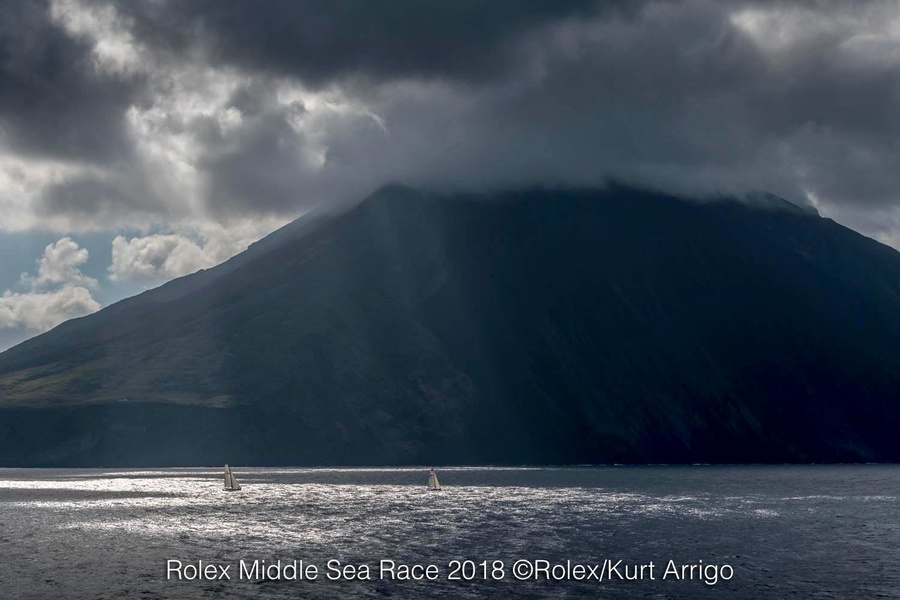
(0, 465, 898, 599)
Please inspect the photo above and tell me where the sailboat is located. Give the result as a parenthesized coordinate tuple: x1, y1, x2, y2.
(224, 464, 242, 491)
(427, 468, 442, 491)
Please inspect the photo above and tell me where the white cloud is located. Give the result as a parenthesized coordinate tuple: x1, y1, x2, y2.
(0, 238, 100, 333)
(0, 286, 100, 332)
(108, 218, 285, 281)
(49, 0, 141, 76)
(109, 234, 215, 281)
(20, 237, 97, 289)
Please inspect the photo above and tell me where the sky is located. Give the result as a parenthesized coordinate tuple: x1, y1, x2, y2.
(1, 0, 900, 350)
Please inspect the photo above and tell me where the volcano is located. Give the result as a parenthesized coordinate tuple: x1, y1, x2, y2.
(1, 186, 899, 466)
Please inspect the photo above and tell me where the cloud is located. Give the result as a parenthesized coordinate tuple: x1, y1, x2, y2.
(0, 285, 99, 332)
(20, 236, 97, 288)
(109, 234, 214, 281)
(0, 0, 140, 163)
(0, 0, 898, 251)
(0, 237, 100, 332)
(109, 218, 284, 281)
(114, 0, 608, 86)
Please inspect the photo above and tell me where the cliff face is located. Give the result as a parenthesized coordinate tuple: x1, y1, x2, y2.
(1, 186, 899, 466)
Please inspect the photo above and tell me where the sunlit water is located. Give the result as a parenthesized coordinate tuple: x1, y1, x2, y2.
(1, 466, 898, 599)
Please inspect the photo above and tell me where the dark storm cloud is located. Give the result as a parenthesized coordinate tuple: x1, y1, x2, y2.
(116, 0, 620, 86)
(201, 111, 317, 213)
(2, 0, 900, 245)
(40, 175, 139, 221)
(317, 0, 900, 218)
(114, 1, 900, 218)
(0, 0, 140, 163)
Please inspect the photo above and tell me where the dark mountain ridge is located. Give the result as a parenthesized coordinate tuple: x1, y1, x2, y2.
(1, 185, 899, 466)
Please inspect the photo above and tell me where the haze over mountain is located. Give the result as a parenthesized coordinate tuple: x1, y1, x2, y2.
(1, 186, 899, 467)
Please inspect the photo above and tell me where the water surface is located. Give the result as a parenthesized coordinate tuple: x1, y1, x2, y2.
(0, 465, 897, 598)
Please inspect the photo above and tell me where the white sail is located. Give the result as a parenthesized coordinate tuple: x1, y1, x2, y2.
(224, 464, 241, 491)
(428, 469, 442, 491)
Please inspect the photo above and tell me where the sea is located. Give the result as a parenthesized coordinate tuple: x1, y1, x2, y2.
(0, 465, 898, 599)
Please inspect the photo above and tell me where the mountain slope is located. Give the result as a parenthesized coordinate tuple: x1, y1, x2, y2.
(1, 186, 900, 466)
